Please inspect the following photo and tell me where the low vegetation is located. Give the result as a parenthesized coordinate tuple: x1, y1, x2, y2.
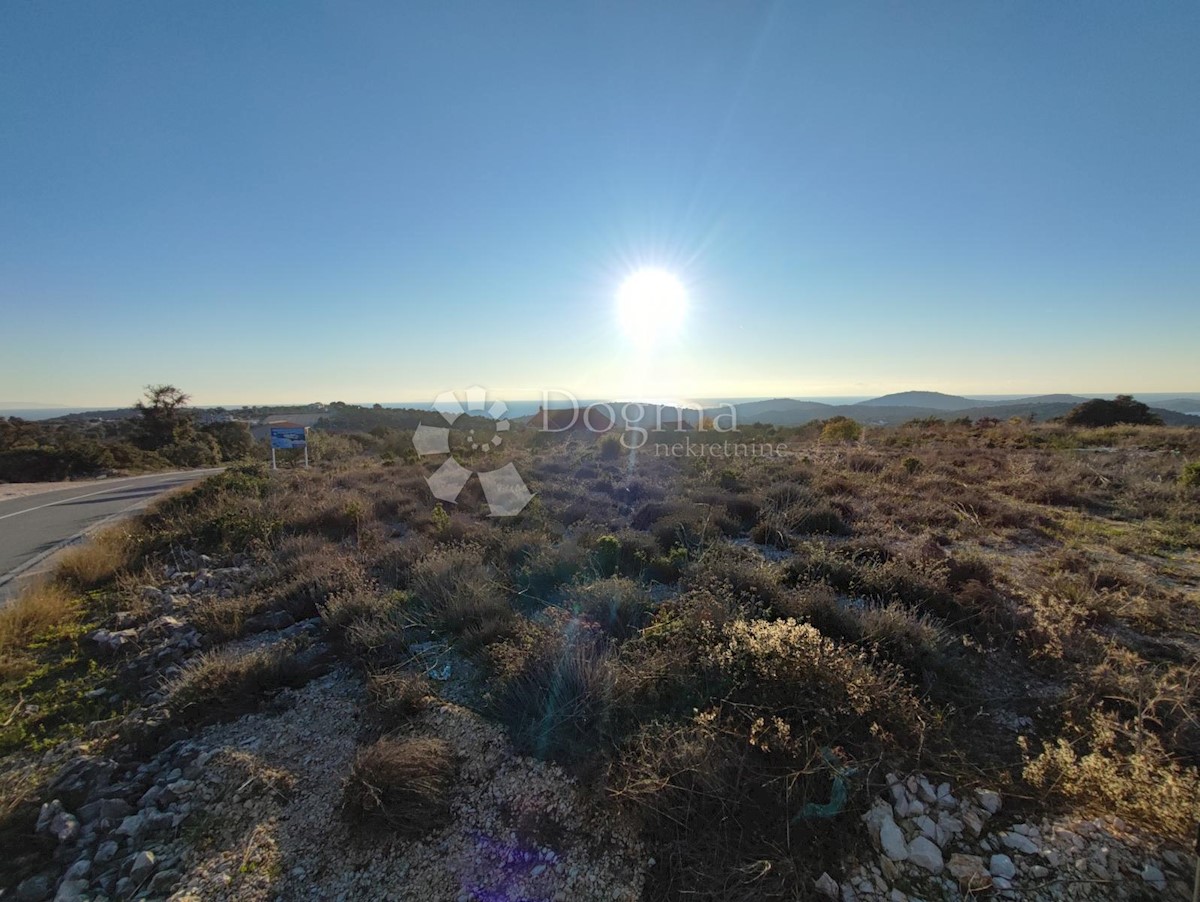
(0, 385, 254, 481)
(2, 414, 1199, 898)
(342, 737, 455, 834)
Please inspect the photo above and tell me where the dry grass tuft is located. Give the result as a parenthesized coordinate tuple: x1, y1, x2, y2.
(409, 546, 516, 646)
(0, 583, 77, 678)
(342, 736, 454, 834)
(494, 638, 615, 765)
(562, 577, 652, 639)
(366, 668, 433, 726)
(164, 637, 326, 726)
(55, 527, 135, 589)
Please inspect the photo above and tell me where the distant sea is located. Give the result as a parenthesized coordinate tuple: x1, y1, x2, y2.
(0, 407, 120, 421)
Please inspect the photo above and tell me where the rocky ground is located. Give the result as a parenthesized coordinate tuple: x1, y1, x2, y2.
(8, 549, 1197, 901)
(832, 772, 1194, 900)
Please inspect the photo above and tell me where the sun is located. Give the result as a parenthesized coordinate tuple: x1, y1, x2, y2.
(616, 268, 687, 343)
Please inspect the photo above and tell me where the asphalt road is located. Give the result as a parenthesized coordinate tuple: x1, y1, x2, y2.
(0, 469, 222, 600)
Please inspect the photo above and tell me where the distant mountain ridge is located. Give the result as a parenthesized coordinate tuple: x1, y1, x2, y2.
(12, 393, 1200, 428)
(1156, 398, 1200, 414)
(856, 391, 983, 410)
(854, 391, 1092, 410)
(722, 392, 1198, 428)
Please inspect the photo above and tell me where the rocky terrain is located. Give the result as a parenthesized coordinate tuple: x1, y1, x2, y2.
(8, 549, 1193, 901)
(3, 423, 1199, 901)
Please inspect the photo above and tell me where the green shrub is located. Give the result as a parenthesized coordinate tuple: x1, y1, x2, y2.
(563, 577, 652, 639)
(1065, 395, 1162, 427)
(610, 616, 925, 897)
(599, 434, 623, 460)
(1023, 711, 1199, 839)
(430, 503, 451, 534)
(1179, 461, 1200, 489)
(494, 640, 614, 765)
(717, 468, 747, 492)
(593, 534, 621, 577)
(819, 417, 862, 443)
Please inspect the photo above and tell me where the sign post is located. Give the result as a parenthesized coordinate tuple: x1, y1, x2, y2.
(269, 425, 309, 469)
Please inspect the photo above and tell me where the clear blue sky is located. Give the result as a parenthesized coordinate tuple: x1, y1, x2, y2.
(2, 1, 1197, 407)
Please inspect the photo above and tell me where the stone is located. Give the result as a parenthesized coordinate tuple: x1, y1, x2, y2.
(89, 628, 138, 653)
(914, 814, 938, 842)
(150, 868, 179, 892)
(880, 816, 909, 862)
(937, 813, 964, 837)
(115, 813, 146, 838)
(947, 853, 990, 890)
(989, 854, 1016, 880)
(975, 789, 1002, 815)
(962, 809, 986, 838)
(907, 836, 944, 874)
(879, 855, 901, 883)
(49, 811, 80, 843)
(129, 850, 157, 883)
(815, 873, 839, 898)
(99, 797, 133, 821)
(1000, 831, 1040, 855)
(36, 800, 64, 833)
(1141, 863, 1166, 890)
(95, 840, 120, 864)
(63, 859, 90, 880)
(863, 800, 892, 845)
(15, 874, 52, 901)
(139, 785, 163, 809)
(52, 880, 87, 902)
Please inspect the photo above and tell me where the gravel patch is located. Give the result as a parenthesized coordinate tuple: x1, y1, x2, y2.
(166, 670, 646, 901)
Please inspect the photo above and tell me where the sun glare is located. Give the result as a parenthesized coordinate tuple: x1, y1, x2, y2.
(616, 268, 687, 343)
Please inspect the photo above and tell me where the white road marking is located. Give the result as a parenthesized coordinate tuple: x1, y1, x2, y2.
(0, 469, 223, 597)
(0, 470, 221, 521)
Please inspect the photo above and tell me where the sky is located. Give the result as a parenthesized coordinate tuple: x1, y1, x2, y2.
(2, 1, 1198, 407)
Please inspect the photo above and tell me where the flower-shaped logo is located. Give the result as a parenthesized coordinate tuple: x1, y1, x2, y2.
(412, 386, 533, 517)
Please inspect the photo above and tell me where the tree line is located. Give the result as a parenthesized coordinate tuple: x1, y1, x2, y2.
(0, 385, 255, 482)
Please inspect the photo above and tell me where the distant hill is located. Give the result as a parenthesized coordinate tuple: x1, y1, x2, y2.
(728, 398, 834, 424)
(857, 391, 982, 410)
(1155, 398, 1200, 414)
(711, 394, 1200, 429)
(1005, 394, 1089, 406)
(856, 391, 1095, 411)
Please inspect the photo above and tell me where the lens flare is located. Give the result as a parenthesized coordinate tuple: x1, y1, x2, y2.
(616, 268, 687, 344)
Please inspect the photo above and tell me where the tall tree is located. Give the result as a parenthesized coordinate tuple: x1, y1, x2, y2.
(134, 384, 193, 451)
